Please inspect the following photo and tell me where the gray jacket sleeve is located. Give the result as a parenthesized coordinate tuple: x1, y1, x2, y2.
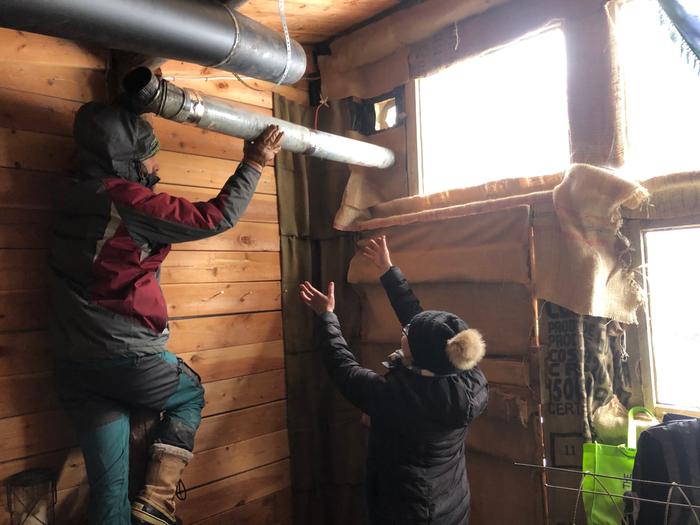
(106, 161, 261, 245)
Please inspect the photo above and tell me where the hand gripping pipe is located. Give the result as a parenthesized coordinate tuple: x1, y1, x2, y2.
(123, 68, 396, 169)
(0, 0, 306, 84)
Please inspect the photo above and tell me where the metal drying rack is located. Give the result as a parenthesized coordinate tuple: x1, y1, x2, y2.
(515, 462, 700, 525)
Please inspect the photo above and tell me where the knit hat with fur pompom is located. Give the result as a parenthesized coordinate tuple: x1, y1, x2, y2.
(406, 310, 485, 375)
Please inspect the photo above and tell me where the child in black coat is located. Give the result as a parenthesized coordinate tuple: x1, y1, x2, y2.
(300, 236, 489, 525)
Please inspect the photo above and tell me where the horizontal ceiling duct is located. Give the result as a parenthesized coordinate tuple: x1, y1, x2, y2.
(0, 0, 306, 84)
(123, 68, 396, 169)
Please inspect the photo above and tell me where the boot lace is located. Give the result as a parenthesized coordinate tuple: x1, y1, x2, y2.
(176, 480, 187, 502)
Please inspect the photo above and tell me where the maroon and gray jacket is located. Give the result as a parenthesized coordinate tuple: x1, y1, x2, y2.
(49, 102, 262, 362)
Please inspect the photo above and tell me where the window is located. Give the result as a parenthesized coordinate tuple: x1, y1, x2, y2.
(374, 98, 397, 131)
(347, 90, 403, 135)
(615, 0, 700, 178)
(641, 226, 700, 413)
(415, 28, 570, 195)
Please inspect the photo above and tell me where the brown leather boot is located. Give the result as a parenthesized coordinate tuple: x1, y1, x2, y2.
(131, 443, 192, 525)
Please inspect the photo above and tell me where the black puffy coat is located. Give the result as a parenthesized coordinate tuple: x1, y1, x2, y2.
(317, 267, 489, 524)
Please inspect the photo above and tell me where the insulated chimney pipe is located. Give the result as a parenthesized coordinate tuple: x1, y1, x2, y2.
(0, 0, 306, 85)
(123, 68, 396, 169)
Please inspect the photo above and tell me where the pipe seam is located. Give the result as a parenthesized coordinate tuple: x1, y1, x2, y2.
(209, 4, 242, 71)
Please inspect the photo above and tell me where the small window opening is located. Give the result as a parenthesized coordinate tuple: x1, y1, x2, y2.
(374, 98, 398, 131)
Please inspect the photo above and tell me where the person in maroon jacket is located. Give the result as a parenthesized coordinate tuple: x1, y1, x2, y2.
(49, 101, 283, 525)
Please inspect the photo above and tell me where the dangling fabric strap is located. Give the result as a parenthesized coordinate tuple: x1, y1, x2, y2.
(133, 160, 161, 189)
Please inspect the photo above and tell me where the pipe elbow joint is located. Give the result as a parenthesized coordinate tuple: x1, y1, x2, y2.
(123, 67, 202, 124)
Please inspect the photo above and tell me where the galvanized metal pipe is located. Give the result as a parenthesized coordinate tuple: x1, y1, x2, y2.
(123, 68, 396, 169)
(0, 0, 306, 84)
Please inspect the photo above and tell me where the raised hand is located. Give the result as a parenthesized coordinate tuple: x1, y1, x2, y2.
(361, 235, 393, 274)
(243, 125, 284, 169)
(299, 281, 335, 315)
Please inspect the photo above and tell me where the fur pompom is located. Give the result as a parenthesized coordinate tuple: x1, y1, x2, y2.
(446, 329, 485, 370)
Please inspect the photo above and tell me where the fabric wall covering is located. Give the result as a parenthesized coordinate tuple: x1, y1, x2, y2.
(348, 186, 546, 524)
(346, 164, 649, 325)
(344, 168, 642, 523)
(275, 95, 370, 525)
(624, 171, 700, 220)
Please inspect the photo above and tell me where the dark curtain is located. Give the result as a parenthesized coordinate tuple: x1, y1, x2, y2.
(275, 94, 369, 525)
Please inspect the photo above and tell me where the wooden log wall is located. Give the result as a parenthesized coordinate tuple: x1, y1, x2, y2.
(0, 29, 307, 524)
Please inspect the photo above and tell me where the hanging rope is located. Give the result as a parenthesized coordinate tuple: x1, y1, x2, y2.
(314, 95, 329, 130)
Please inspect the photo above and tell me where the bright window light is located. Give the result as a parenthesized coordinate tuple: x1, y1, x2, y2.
(417, 28, 570, 195)
(375, 98, 397, 131)
(615, 0, 700, 178)
(644, 227, 700, 411)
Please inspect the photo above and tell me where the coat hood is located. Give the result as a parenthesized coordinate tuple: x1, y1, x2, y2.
(407, 310, 485, 375)
(73, 102, 160, 187)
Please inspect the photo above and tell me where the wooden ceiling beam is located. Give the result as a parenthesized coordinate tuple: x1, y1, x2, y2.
(328, 0, 511, 72)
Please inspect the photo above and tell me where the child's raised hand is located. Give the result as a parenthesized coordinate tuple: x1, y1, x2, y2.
(299, 281, 335, 315)
(361, 235, 393, 274)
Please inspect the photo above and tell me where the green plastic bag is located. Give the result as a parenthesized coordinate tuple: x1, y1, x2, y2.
(582, 407, 658, 525)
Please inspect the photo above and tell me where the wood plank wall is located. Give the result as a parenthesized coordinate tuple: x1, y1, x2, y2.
(0, 29, 307, 524)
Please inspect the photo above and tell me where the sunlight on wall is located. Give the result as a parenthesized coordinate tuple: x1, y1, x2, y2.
(418, 28, 571, 195)
(616, 0, 700, 179)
